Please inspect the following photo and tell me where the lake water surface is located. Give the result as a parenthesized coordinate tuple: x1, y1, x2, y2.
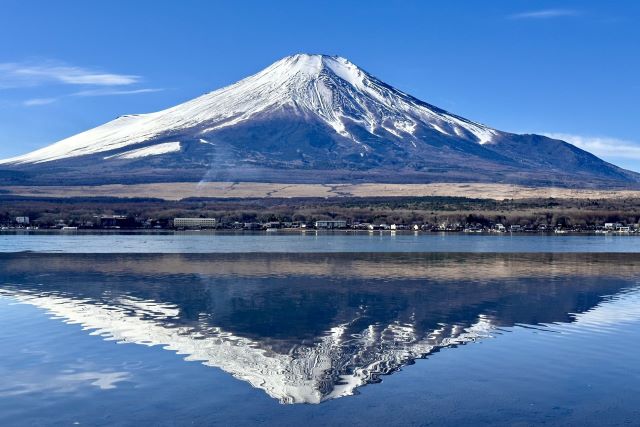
(1, 235, 639, 426)
(2, 231, 640, 253)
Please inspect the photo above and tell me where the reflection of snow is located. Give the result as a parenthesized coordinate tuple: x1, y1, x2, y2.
(1, 289, 495, 404)
(5, 285, 639, 404)
(569, 287, 640, 329)
(0, 367, 129, 397)
(59, 371, 130, 390)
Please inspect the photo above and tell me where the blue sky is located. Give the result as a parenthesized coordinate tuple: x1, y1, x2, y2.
(1, 0, 639, 170)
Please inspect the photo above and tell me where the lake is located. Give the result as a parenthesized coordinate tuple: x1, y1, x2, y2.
(2, 230, 640, 253)
(1, 235, 639, 426)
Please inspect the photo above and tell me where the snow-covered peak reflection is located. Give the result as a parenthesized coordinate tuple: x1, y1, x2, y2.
(0, 287, 493, 403)
(1, 252, 639, 404)
(1, 289, 496, 404)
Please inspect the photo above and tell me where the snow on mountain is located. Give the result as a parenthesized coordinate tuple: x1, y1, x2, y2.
(103, 141, 181, 160)
(2, 53, 637, 188)
(0, 54, 499, 165)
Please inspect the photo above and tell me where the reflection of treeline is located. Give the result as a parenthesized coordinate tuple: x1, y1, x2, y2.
(3, 253, 636, 339)
(2, 196, 640, 227)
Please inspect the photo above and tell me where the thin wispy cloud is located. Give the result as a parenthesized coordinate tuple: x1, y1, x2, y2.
(0, 59, 163, 106)
(72, 88, 163, 97)
(22, 97, 57, 106)
(21, 88, 164, 107)
(0, 61, 140, 89)
(543, 133, 640, 160)
(509, 9, 581, 20)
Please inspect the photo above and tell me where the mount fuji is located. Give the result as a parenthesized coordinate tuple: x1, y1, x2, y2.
(1, 54, 637, 188)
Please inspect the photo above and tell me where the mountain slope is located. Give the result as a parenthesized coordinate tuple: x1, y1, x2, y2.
(1, 53, 637, 188)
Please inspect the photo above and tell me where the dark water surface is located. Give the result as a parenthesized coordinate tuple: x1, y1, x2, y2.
(1, 249, 640, 425)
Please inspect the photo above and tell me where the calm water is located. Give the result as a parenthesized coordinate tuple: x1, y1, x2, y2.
(2, 231, 640, 252)
(1, 239, 640, 426)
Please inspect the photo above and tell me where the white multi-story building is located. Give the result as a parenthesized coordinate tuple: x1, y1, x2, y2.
(15, 216, 29, 225)
(314, 220, 347, 229)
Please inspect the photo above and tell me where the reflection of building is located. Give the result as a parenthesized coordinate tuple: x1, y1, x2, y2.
(315, 220, 347, 229)
(173, 218, 217, 229)
(243, 222, 262, 230)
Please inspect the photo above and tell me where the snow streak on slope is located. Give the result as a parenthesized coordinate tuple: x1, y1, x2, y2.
(0, 54, 498, 165)
(103, 141, 181, 160)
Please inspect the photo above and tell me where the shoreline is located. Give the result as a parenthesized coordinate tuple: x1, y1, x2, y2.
(1, 229, 637, 236)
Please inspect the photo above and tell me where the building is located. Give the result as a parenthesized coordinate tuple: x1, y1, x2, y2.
(173, 217, 217, 229)
(315, 220, 347, 229)
(94, 215, 129, 228)
(15, 216, 29, 225)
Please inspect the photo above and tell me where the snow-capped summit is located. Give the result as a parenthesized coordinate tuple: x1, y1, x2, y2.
(1, 54, 637, 187)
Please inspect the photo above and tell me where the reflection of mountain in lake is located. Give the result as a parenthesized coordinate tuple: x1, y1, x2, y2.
(1, 253, 638, 404)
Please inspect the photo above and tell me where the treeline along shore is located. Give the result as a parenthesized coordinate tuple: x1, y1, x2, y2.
(3, 195, 640, 232)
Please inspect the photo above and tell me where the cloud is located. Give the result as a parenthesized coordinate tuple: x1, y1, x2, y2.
(509, 9, 580, 20)
(543, 133, 640, 160)
(71, 88, 164, 97)
(0, 59, 162, 106)
(0, 60, 140, 89)
(23, 97, 57, 106)
(20, 88, 163, 106)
